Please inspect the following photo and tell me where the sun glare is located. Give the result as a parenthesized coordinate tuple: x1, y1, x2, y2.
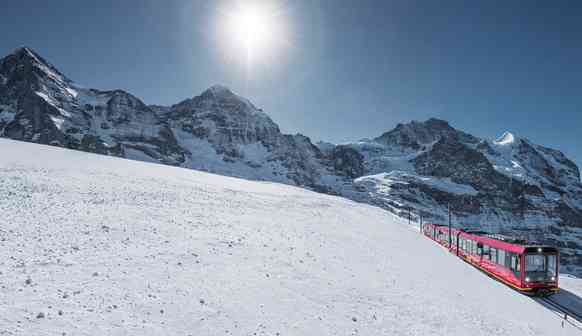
(231, 7, 268, 48)
(215, 0, 289, 78)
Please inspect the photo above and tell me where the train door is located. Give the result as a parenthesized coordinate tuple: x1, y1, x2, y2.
(517, 254, 525, 287)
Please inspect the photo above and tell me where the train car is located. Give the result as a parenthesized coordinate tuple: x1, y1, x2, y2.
(422, 223, 559, 296)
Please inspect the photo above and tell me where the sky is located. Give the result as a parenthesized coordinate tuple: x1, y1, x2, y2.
(1, 0, 581, 167)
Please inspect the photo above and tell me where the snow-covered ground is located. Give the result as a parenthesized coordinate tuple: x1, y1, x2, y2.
(355, 171, 479, 196)
(0, 139, 580, 335)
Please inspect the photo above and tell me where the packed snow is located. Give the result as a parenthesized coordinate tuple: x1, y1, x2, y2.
(173, 130, 290, 183)
(0, 139, 581, 335)
(356, 171, 479, 196)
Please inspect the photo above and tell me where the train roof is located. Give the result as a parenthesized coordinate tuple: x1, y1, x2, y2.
(425, 223, 558, 254)
(461, 231, 527, 254)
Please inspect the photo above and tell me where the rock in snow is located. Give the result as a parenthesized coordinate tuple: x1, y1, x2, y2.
(0, 139, 581, 335)
(0, 47, 581, 276)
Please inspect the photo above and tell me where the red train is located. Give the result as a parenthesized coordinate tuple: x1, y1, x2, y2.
(422, 223, 559, 296)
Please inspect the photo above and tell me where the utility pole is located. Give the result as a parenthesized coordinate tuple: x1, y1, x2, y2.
(448, 203, 452, 248)
(509, 174, 513, 227)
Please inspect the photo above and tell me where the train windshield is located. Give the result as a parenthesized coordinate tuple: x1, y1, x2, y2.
(524, 254, 557, 282)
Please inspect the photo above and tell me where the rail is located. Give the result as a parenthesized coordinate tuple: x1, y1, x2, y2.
(536, 295, 582, 330)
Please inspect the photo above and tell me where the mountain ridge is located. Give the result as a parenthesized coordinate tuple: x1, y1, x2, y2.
(1, 47, 581, 275)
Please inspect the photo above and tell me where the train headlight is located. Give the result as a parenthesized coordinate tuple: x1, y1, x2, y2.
(537, 248, 542, 253)
(525, 277, 530, 282)
(551, 276, 556, 281)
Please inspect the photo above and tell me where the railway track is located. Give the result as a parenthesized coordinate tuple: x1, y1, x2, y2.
(536, 296, 582, 328)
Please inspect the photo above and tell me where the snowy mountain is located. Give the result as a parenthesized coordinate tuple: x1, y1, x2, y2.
(0, 47, 184, 164)
(334, 119, 582, 275)
(1, 47, 581, 276)
(0, 47, 334, 189)
(1, 138, 581, 335)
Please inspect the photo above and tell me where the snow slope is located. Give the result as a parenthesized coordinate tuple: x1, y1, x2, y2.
(0, 139, 580, 335)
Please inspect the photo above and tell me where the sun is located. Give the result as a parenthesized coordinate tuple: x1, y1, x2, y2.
(215, 0, 290, 77)
(229, 6, 270, 51)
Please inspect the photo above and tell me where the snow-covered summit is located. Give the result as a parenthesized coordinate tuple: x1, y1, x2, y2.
(204, 84, 236, 97)
(495, 131, 518, 146)
(8, 46, 71, 84)
(194, 83, 265, 117)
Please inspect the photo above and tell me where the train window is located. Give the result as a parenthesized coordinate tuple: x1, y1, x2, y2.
(516, 257, 521, 272)
(483, 245, 490, 259)
(548, 255, 557, 277)
(525, 254, 558, 281)
(548, 255, 558, 277)
(498, 250, 505, 266)
(510, 254, 521, 277)
(490, 248, 497, 264)
(525, 254, 545, 272)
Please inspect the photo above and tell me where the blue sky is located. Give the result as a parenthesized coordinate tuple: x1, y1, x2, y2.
(1, 0, 581, 167)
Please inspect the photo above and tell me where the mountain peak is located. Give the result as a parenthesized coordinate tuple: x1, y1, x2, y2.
(208, 84, 233, 94)
(494, 131, 517, 146)
(2, 46, 70, 84)
(10, 46, 49, 66)
(375, 118, 467, 148)
(196, 84, 262, 113)
(200, 84, 237, 99)
(11, 46, 38, 57)
(392, 118, 454, 133)
(423, 118, 452, 128)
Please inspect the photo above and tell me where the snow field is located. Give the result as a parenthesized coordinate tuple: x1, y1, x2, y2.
(0, 139, 580, 335)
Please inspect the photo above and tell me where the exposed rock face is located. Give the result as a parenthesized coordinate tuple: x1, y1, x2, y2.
(374, 118, 479, 150)
(1, 47, 581, 275)
(414, 135, 506, 192)
(329, 145, 365, 179)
